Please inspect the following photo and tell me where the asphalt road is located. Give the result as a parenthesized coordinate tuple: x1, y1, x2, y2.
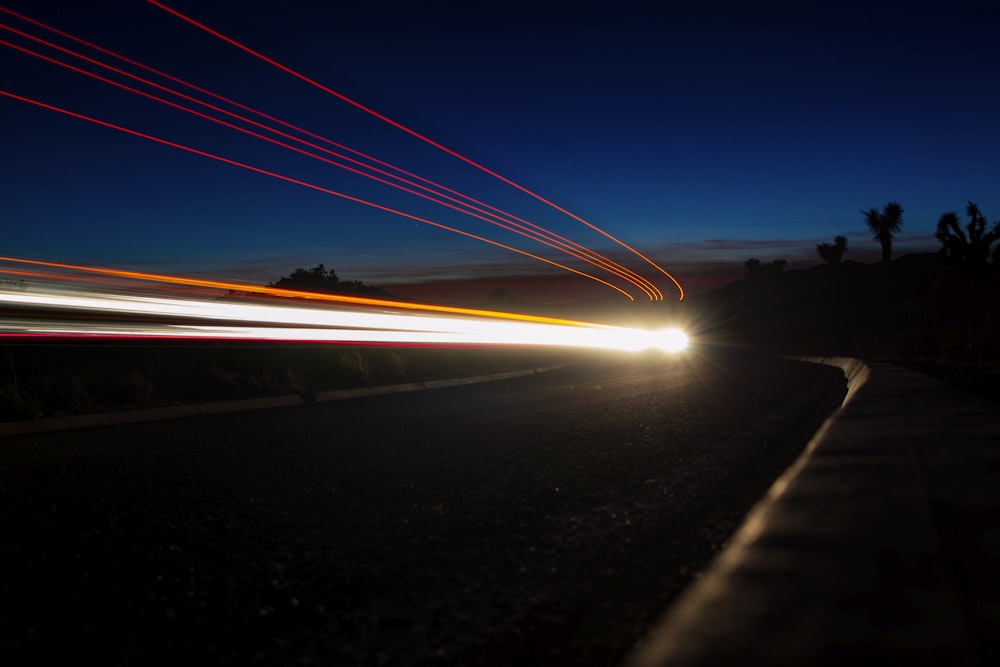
(0, 350, 846, 666)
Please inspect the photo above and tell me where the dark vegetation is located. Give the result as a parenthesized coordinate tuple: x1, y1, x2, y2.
(743, 257, 787, 281)
(267, 263, 394, 298)
(816, 235, 848, 265)
(936, 202, 1000, 270)
(862, 201, 904, 264)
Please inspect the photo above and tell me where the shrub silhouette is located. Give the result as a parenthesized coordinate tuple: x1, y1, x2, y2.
(816, 235, 848, 265)
(269, 264, 390, 297)
(744, 258, 787, 280)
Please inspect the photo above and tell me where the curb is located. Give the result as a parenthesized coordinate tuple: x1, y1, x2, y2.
(0, 364, 564, 438)
(626, 357, 1000, 666)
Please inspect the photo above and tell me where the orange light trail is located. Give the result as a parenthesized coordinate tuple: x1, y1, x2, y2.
(0, 256, 597, 327)
(146, 0, 685, 300)
(0, 7, 665, 301)
(0, 31, 659, 300)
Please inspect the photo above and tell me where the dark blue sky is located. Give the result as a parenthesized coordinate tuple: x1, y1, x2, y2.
(2, 0, 998, 302)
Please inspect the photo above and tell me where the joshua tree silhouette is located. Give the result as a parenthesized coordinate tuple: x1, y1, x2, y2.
(936, 202, 1000, 271)
(862, 202, 903, 264)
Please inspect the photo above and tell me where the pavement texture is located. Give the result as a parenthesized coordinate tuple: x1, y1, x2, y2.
(0, 354, 847, 666)
(627, 358, 1000, 666)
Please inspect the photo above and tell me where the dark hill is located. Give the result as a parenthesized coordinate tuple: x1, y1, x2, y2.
(687, 254, 1000, 364)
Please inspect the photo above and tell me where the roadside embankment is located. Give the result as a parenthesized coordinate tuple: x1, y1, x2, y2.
(0, 365, 563, 437)
(628, 357, 1000, 666)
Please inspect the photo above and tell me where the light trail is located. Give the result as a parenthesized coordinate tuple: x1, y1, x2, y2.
(0, 256, 600, 326)
(0, 31, 659, 300)
(1, 321, 689, 352)
(146, 0, 685, 300)
(0, 283, 690, 353)
(0, 8, 664, 300)
(0, 90, 641, 301)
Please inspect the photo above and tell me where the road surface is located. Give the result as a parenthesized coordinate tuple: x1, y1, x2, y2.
(0, 350, 846, 666)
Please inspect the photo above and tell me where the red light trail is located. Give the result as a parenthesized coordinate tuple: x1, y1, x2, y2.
(0, 88, 644, 304)
(0, 14, 664, 300)
(145, 0, 684, 300)
(0, 2, 686, 303)
(0, 31, 660, 300)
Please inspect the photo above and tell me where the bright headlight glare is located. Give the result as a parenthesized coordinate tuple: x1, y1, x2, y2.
(656, 327, 689, 353)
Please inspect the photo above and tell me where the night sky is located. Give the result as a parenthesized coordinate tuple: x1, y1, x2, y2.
(2, 0, 999, 304)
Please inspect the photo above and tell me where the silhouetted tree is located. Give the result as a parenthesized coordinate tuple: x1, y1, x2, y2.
(270, 264, 340, 291)
(269, 264, 389, 297)
(816, 235, 848, 265)
(936, 202, 1000, 271)
(862, 201, 904, 264)
(744, 257, 786, 281)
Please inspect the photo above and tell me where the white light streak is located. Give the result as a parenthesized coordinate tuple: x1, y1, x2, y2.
(0, 285, 689, 353)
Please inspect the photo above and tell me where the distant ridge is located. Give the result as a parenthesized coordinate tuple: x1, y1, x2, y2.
(689, 253, 1000, 363)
